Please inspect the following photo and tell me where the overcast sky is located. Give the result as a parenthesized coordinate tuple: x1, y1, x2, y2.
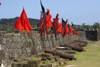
(0, 0, 100, 25)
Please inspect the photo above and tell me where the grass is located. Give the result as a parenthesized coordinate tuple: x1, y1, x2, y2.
(33, 57, 42, 60)
(64, 41, 100, 67)
(32, 41, 100, 67)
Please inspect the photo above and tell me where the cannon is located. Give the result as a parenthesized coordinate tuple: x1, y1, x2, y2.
(60, 44, 84, 52)
(65, 40, 87, 47)
(73, 40, 87, 46)
(44, 49, 76, 60)
(44, 49, 54, 54)
(53, 51, 75, 60)
(71, 42, 86, 47)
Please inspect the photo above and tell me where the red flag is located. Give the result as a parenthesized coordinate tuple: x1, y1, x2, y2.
(66, 24, 69, 35)
(56, 22, 59, 35)
(70, 26, 72, 33)
(33, 25, 35, 29)
(53, 18, 59, 28)
(73, 29, 76, 35)
(76, 30, 78, 35)
(58, 23, 63, 33)
(0, 3, 1, 6)
(46, 13, 52, 27)
(66, 24, 69, 33)
(53, 18, 59, 35)
(68, 31, 70, 35)
(14, 8, 31, 34)
(62, 29, 64, 34)
(63, 24, 69, 37)
(46, 13, 52, 35)
(40, 17, 45, 37)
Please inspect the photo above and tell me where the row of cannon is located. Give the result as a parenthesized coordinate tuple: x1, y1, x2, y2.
(44, 49, 75, 60)
(43, 40, 87, 60)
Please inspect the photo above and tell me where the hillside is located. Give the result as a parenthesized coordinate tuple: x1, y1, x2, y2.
(0, 17, 40, 32)
(0, 17, 100, 33)
(0, 17, 40, 26)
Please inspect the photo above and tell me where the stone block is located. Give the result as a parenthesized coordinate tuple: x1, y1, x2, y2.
(40, 64, 52, 67)
(52, 62, 58, 67)
(0, 50, 5, 62)
(6, 37, 12, 43)
(21, 54, 28, 59)
(0, 37, 3, 44)
(2, 38, 6, 44)
(41, 58, 47, 61)
(26, 48, 31, 53)
(18, 49, 23, 54)
(54, 56, 59, 61)
(40, 53, 52, 58)
(0, 45, 5, 50)
(59, 61, 67, 66)
(22, 49, 27, 54)
(13, 37, 21, 43)
(16, 43, 21, 49)
(11, 63, 28, 67)
(20, 36, 25, 41)
(46, 57, 54, 61)
(28, 60, 41, 67)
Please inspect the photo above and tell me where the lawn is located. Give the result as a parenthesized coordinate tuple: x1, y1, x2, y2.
(65, 41, 100, 67)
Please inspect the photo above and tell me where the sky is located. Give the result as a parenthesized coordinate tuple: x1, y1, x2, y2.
(0, 0, 100, 25)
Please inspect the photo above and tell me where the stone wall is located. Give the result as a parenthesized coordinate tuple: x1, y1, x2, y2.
(77, 31, 87, 40)
(97, 31, 100, 41)
(85, 31, 97, 41)
(0, 29, 82, 66)
(29, 29, 80, 55)
(78, 30, 100, 41)
(0, 30, 99, 67)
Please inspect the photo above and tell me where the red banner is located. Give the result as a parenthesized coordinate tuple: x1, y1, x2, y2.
(0, 3, 1, 6)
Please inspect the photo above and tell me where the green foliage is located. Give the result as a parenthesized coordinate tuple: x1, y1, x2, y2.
(0, 17, 100, 32)
(0, 17, 40, 33)
(75, 22, 100, 31)
(93, 22, 100, 30)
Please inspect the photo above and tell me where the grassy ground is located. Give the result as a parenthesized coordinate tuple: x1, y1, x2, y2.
(64, 41, 100, 67)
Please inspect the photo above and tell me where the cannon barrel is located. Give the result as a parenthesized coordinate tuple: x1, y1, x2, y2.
(60, 44, 84, 52)
(44, 49, 75, 60)
(64, 40, 87, 47)
(72, 42, 86, 47)
(44, 49, 54, 54)
(53, 51, 75, 60)
(60, 52, 74, 60)
(73, 40, 87, 45)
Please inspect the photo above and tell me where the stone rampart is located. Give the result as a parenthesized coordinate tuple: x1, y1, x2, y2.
(0, 29, 83, 66)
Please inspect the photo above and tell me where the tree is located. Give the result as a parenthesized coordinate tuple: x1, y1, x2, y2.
(82, 23, 85, 28)
(93, 22, 100, 30)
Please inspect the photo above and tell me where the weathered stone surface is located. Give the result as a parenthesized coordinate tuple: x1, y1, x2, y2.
(28, 60, 41, 67)
(40, 53, 52, 58)
(47, 56, 55, 61)
(52, 62, 58, 67)
(0, 29, 84, 61)
(7, 37, 12, 43)
(11, 63, 28, 67)
(2, 38, 6, 44)
(78, 31, 87, 40)
(56, 47, 70, 50)
(97, 31, 100, 40)
(0, 45, 5, 50)
(59, 61, 67, 66)
(0, 50, 5, 64)
(40, 64, 52, 67)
